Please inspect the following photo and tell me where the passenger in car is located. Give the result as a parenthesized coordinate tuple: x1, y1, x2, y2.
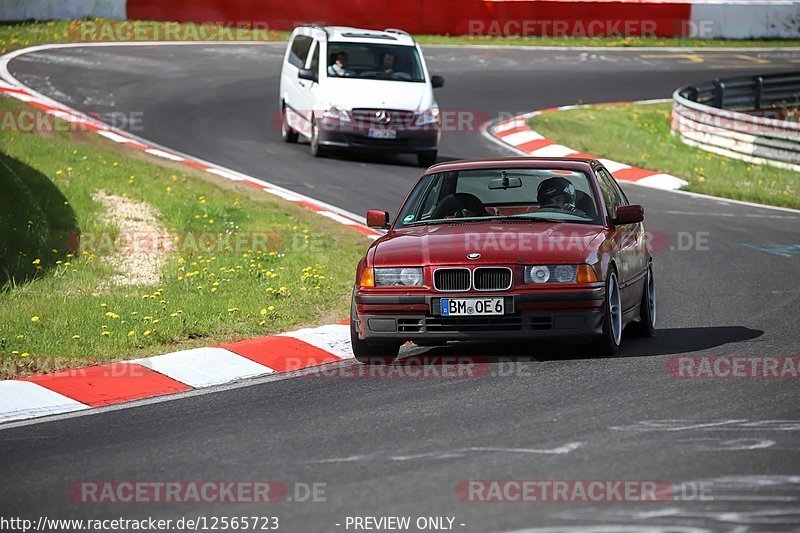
(328, 52, 350, 77)
(381, 52, 396, 74)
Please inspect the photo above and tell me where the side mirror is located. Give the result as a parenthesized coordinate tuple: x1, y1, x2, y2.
(614, 205, 644, 225)
(298, 68, 317, 83)
(366, 210, 390, 229)
(431, 75, 445, 89)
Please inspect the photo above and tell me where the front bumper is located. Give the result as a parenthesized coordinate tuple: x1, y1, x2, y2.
(354, 289, 605, 342)
(317, 125, 440, 154)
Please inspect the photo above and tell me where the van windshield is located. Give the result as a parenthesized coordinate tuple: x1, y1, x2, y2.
(326, 43, 425, 83)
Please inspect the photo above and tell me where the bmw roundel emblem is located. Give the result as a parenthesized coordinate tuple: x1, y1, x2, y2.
(467, 253, 481, 260)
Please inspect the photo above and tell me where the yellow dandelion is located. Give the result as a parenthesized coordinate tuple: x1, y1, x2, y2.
(31, 316, 40, 323)
(72, 334, 81, 340)
(128, 330, 135, 337)
(143, 330, 151, 336)
(101, 331, 110, 336)
(260, 308, 267, 315)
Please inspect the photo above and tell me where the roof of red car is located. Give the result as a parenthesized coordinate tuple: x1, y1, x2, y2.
(424, 157, 598, 175)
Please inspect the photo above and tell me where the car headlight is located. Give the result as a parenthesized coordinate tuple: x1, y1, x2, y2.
(524, 265, 584, 284)
(524, 265, 599, 284)
(374, 267, 424, 287)
(322, 105, 351, 122)
(415, 106, 440, 126)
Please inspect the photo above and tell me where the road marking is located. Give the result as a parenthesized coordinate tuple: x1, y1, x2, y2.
(741, 243, 800, 257)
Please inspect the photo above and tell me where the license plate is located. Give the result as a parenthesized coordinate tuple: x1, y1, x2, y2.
(368, 127, 397, 139)
(440, 298, 504, 317)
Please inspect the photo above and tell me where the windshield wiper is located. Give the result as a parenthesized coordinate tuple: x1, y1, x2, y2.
(484, 215, 565, 223)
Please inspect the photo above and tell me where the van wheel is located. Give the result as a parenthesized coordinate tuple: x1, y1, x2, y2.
(417, 150, 437, 168)
(281, 106, 298, 143)
(310, 117, 327, 157)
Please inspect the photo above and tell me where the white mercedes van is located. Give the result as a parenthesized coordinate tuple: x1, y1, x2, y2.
(279, 25, 444, 167)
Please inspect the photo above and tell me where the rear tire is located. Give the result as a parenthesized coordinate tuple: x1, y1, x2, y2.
(630, 265, 656, 337)
(417, 150, 437, 168)
(310, 117, 327, 157)
(592, 269, 622, 356)
(281, 106, 299, 143)
(350, 295, 399, 365)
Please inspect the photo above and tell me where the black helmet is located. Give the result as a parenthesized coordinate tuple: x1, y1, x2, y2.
(537, 177, 576, 208)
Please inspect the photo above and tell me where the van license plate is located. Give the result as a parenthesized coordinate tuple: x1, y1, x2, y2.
(368, 128, 397, 139)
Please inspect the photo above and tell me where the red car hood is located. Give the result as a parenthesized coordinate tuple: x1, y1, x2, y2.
(373, 221, 604, 266)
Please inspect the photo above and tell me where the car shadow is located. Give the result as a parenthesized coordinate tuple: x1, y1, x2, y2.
(313, 147, 462, 168)
(396, 326, 764, 365)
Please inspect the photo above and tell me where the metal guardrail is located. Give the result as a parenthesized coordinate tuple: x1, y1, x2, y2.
(672, 72, 800, 171)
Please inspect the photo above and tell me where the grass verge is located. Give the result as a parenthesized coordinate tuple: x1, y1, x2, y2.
(0, 95, 366, 378)
(1, 20, 798, 55)
(529, 102, 799, 209)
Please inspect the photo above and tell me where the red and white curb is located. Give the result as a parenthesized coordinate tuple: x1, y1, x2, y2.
(0, 323, 353, 424)
(488, 100, 689, 192)
(0, 44, 379, 426)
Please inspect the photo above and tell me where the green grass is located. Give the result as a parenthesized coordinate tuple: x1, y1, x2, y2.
(1, 20, 798, 55)
(529, 102, 799, 209)
(0, 96, 366, 378)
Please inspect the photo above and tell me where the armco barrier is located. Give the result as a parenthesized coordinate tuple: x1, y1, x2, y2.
(672, 72, 800, 171)
(0, 0, 125, 21)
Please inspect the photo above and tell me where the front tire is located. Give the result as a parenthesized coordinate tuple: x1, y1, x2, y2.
(350, 296, 399, 364)
(417, 150, 437, 168)
(630, 265, 656, 337)
(593, 269, 622, 356)
(310, 117, 327, 157)
(281, 106, 299, 143)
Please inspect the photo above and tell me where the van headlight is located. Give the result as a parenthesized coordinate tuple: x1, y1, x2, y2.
(374, 267, 424, 286)
(416, 106, 440, 126)
(322, 105, 351, 122)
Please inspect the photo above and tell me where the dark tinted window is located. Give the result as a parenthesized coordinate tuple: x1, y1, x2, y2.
(325, 43, 424, 82)
(309, 43, 320, 72)
(289, 35, 313, 68)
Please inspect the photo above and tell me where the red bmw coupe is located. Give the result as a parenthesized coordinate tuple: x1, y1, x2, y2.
(351, 157, 656, 363)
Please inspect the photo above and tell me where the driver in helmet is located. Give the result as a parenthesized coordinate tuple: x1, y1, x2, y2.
(537, 177, 579, 212)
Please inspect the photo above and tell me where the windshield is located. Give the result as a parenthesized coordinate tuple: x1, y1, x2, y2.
(396, 168, 603, 227)
(325, 42, 425, 83)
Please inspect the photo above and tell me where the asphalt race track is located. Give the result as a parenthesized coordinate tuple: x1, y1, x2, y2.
(2, 45, 800, 531)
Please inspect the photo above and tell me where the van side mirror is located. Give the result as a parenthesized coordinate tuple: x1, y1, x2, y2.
(366, 210, 390, 229)
(298, 68, 317, 83)
(431, 75, 445, 89)
(614, 205, 644, 225)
